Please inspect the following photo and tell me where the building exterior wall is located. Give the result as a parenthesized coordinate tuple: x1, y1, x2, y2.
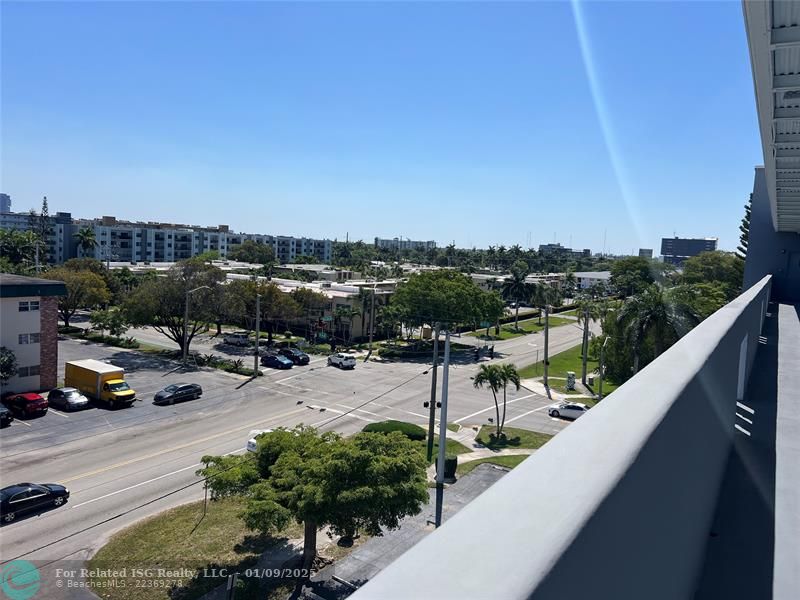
(744, 167, 800, 303)
(660, 237, 719, 266)
(1, 296, 44, 392)
(39, 297, 59, 389)
(374, 237, 436, 251)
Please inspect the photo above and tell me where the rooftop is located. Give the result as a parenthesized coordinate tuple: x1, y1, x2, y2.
(0, 273, 67, 298)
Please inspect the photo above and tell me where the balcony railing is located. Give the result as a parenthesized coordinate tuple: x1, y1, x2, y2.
(352, 275, 772, 600)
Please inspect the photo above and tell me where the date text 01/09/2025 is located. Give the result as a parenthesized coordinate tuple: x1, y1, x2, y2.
(202, 568, 312, 579)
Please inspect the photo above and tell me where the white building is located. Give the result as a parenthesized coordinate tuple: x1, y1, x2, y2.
(375, 237, 437, 251)
(574, 271, 611, 290)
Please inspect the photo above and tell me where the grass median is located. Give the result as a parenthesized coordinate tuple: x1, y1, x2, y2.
(518, 344, 620, 397)
(468, 316, 573, 341)
(456, 454, 530, 476)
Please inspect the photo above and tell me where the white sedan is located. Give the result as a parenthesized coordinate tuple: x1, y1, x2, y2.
(548, 402, 590, 420)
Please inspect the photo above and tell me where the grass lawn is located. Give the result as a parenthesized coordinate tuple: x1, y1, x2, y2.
(517, 344, 621, 397)
(446, 423, 460, 432)
(475, 426, 553, 450)
(426, 436, 471, 464)
(87, 497, 306, 600)
(468, 316, 573, 341)
(456, 454, 530, 476)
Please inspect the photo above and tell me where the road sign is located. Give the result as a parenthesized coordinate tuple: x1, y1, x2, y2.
(322, 316, 333, 322)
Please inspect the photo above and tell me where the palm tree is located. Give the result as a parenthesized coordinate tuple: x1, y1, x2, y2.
(502, 260, 530, 330)
(616, 284, 699, 375)
(74, 226, 98, 256)
(530, 283, 561, 324)
(498, 363, 521, 434)
(563, 270, 577, 298)
(473, 365, 503, 438)
(486, 246, 497, 270)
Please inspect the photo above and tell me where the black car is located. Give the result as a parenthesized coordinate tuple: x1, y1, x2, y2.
(260, 354, 293, 369)
(1, 483, 70, 523)
(153, 383, 203, 405)
(0, 406, 13, 428)
(279, 348, 310, 365)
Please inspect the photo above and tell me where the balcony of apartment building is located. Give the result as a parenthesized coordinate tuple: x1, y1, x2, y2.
(351, 9, 799, 595)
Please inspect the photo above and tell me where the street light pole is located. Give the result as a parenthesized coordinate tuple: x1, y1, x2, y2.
(599, 336, 610, 401)
(426, 322, 441, 462)
(183, 285, 211, 363)
(254, 293, 261, 375)
(434, 329, 451, 528)
(543, 305, 551, 399)
(366, 284, 376, 360)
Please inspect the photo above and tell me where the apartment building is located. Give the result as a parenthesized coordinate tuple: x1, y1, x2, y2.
(374, 237, 437, 251)
(660, 236, 718, 266)
(0, 211, 332, 264)
(0, 274, 66, 393)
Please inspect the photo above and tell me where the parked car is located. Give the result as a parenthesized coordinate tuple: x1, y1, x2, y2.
(260, 354, 293, 370)
(47, 387, 90, 411)
(328, 353, 357, 369)
(0, 406, 13, 428)
(1, 483, 70, 523)
(548, 402, 590, 420)
(154, 383, 203, 405)
(246, 429, 273, 453)
(279, 348, 310, 365)
(2, 393, 48, 418)
(223, 332, 251, 346)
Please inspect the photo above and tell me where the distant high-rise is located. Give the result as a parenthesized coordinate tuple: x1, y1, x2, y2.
(0, 193, 11, 213)
(638, 248, 653, 259)
(660, 237, 718, 266)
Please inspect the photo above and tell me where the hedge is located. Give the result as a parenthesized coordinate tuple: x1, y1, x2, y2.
(362, 420, 427, 441)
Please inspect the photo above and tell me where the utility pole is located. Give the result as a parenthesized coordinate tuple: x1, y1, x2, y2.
(599, 336, 609, 401)
(581, 306, 590, 385)
(543, 306, 551, 399)
(434, 329, 451, 528)
(366, 284, 376, 361)
(254, 294, 261, 375)
(425, 322, 441, 462)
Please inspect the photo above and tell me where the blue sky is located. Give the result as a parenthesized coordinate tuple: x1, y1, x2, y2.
(1, 1, 761, 253)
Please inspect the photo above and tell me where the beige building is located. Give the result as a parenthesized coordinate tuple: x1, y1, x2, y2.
(0, 274, 66, 393)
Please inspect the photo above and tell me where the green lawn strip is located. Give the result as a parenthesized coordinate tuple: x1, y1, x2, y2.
(87, 497, 305, 600)
(475, 426, 553, 450)
(456, 454, 530, 476)
(517, 344, 620, 397)
(427, 436, 471, 464)
(467, 316, 573, 340)
(446, 423, 460, 433)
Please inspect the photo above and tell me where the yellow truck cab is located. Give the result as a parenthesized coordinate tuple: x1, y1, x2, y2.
(64, 359, 137, 409)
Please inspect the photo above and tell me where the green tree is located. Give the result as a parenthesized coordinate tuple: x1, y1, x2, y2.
(0, 347, 18, 383)
(529, 283, 561, 324)
(0, 229, 40, 270)
(574, 294, 602, 385)
(222, 279, 301, 343)
(89, 309, 130, 338)
(227, 240, 276, 266)
(610, 256, 655, 297)
(669, 282, 728, 321)
(737, 194, 752, 260)
(194, 250, 220, 263)
(502, 260, 531, 331)
(123, 259, 224, 353)
(680, 251, 743, 301)
(74, 226, 98, 255)
(563, 270, 577, 298)
(615, 284, 699, 375)
(62, 258, 119, 304)
(199, 426, 427, 569)
(42, 268, 111, 327)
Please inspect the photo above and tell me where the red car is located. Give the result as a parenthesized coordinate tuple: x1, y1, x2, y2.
(2, 393, 48, 418)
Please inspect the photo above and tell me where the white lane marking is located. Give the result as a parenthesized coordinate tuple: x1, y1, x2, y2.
(736, 412, 753, 425)
(371, 402, 429, 420)
(736, 402, 755, 415)
(48, 409, 70, 418)
(277, 381, 333, 394)
(13, 419, 32, 427)
(504, 405, 551, 425)
(453, 394, 537, 424)
(310, 407, 374, 426)
(71, 448, 246, 509)
(734, 423, 751, 436)
(335, 404, 384, 419)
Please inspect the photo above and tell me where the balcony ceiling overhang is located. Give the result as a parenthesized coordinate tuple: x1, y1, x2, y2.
(744, 0, 800, 232)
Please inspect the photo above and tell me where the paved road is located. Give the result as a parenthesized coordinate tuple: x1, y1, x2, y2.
(0, 320, 589, 598)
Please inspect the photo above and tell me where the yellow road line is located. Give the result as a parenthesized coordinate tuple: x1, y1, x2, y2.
(61, 406, 307, 483)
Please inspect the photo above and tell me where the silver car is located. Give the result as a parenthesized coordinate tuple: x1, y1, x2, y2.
(47, 387, 90, 411)
(548, 402, 590, 420)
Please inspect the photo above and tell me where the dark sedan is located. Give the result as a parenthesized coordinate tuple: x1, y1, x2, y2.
(0, 406, 13, 428)
(154, 383, 203, 405)
(1, 483, 70, 524)
(2, 393, 48, 418)
(48, 387, 90, 411)
(261, 354, 293, 369)
(279, 348, 310, 365)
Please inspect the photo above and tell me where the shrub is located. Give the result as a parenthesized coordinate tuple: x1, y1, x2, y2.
(284, 330, 293, 339)
(362, 420, 426, 441)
